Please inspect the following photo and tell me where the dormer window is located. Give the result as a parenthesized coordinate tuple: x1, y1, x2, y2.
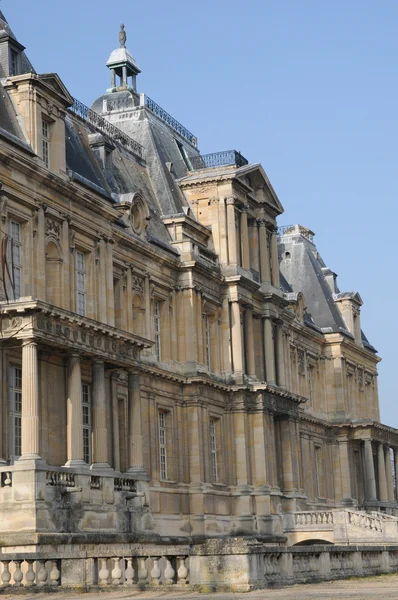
(10, 49, 18, 76)
(176, 140, 193, 171)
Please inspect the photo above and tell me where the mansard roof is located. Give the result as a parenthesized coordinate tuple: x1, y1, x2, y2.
(278, 225, 375, 351)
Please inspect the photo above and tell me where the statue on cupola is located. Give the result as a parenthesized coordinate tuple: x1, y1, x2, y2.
(119, 24, 126, 48)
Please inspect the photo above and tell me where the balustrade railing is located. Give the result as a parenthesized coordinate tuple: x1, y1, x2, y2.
(0, 559, 60, 588)
(294, 511, 334, 526)
(96, 556, 189, 586)
(145, 96, 197, 147)
(69, 98, 145, 160)
(46, 471, 75, 488)
(114, 477, 136, 492)
(190, 150, 248, 170)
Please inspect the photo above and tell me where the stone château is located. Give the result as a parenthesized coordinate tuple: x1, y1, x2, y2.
(0, 10, 397, 591)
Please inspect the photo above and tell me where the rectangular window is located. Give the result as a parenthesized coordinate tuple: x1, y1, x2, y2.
(10, 50, 18, 76)
(9, 366, 22, 461)
(42, 119, 50, 168)
(314, 445, 322, 497)
(8, 220, 22, 299)
(154, 300, 161, 361)
(75, 251, 86, 316)
(205, 315, 211, 369)
(158, 411, 168, 480)
(210, 418, 218, 483)
(82, 383, 91, 464)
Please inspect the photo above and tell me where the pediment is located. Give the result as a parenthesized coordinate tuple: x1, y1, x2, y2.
(38, 73, 73, 107)
(235, 163, 284, 216)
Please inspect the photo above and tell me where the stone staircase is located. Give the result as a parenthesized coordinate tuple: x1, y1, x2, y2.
(284, 509, 398, 545)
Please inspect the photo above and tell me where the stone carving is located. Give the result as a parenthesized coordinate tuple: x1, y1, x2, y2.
(46, 218, 61, 239)
(132, 275, 144, 292)
(119, 24, 126, 48)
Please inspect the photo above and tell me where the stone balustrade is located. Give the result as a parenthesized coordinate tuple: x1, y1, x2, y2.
(0, 559, 60, 588)
(347, 510, 383, 532)
(1, 546, 398, 590)
(294, 511, 334, 526)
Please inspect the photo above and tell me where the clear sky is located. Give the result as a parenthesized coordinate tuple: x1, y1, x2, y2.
(3, 0, 397, 425)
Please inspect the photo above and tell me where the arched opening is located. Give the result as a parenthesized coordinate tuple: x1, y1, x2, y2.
(45, 240, 62, 307)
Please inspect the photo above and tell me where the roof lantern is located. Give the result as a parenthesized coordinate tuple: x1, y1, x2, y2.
(106, 24, 141, 92)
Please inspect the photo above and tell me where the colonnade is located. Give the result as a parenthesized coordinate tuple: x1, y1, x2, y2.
(363, 439, 397, 503)
(225, 198, 279, 288)
(17, 339, 144, 473)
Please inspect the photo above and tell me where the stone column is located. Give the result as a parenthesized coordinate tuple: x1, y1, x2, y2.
(127, 370, 144, 473)
(280, 417, 295, 493)
(226, 197, 237, 265)
(244, 306, 256, 378)
(20, 339, 41, 460)
(338, 440, 352, 503)
(111, 69, 116, 88)
(378, 442, 388, 502)
(258, 219, 271, 283)
(240, 205, 250, 270)
(230, 300, 243, 379)
(122, 65, 128, 87)
(385, 445, 394, 502)
(270, 230, 280, 288)
(263, 318, 276, 385)
(276, 324, 286, 388)
(364, 439, 377, 501)
(91, 360, 110, 469)
(65, 353, 85, 467)
(111, 372, 120, 472)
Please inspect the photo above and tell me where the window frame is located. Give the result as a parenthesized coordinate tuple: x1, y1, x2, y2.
(75, 250, 87, 316)
(9, 49, 19, 76)
(204, 314, 211, 369)
(209, 417, 219, 483)
(154, 300, 161, 361)
(8, 220, 22, 300)
(158, 410, 168, 481)
(82, 382, 92, 465)
(9, 365, 22, 462)
(42, 117, 51, 168)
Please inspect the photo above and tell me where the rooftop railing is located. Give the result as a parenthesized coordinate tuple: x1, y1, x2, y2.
(145, 96, 197, 147)
(69, 98, 145, 161)
(190, 150, 248, 170)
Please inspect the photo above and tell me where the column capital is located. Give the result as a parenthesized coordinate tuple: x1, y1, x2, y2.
(225, 196, 236, 206)
(21, 338, 37, 348)
(240, 204, 249, 213)
(257, 218, 267, 227)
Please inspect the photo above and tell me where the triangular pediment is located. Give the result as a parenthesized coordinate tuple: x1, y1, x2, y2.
(38, 73, 73, 107)
(235, 163, 284, 216)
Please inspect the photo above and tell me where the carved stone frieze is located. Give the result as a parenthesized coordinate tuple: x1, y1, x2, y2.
(46, 218, 61, 239)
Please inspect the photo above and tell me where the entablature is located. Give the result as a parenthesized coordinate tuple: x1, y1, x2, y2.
(0, 299, 152, 366)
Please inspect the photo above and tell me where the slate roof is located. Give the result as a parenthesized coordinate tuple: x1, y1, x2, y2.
(278, 226, 376, 351)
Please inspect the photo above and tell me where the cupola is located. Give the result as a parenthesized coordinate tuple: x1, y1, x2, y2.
(106, 25, 141, 92)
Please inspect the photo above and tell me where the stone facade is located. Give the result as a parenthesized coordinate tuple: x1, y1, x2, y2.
(0, 10, 397, 591)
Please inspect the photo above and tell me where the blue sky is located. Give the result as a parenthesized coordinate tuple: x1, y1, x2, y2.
(4, 0, 397, 425)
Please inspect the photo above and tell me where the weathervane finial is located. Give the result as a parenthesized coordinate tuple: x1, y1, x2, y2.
(119, 24, 126, 48)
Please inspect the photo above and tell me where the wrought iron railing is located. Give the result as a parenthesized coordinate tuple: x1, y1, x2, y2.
(69, 98, 145, 160)
(145, 96, 197, 147)
(190, 150, 248, 170)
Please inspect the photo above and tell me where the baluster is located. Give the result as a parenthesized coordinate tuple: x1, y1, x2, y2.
(25, 560, 36, 587)
(150, 557, 161, 585)
(125, 558, 134, 586)
(98, 558, 109, 586)
(111, 558, 122, 585)
(49, 561, 60, 586)
(37, 560, 48, 586)
(138, 558, 148, 585)
(1, 561, 11, 586)
(177, 557, 188, 584)
(13, 561, 23, 587)
(4, 472, 11, 487)
(164, 558, 175, 585)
